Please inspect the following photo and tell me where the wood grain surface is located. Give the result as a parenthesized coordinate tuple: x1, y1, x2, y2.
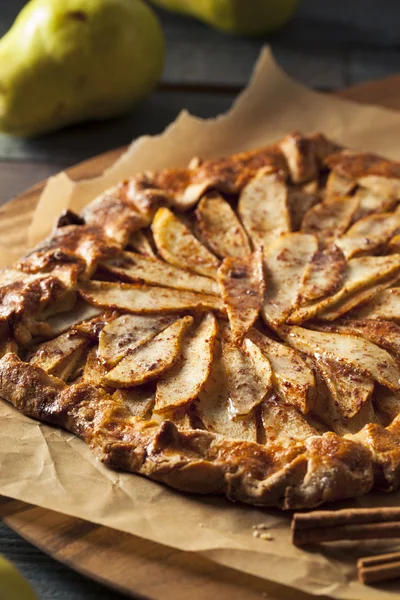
(2, 74, 400, 599)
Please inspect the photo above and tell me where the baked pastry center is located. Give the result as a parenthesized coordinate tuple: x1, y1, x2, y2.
(2, 131, 400, 509)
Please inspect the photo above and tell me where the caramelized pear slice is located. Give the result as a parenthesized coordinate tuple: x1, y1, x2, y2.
(101, 251, 219, 296)
(80, 281, 224, 314)
(318, 273, 400, 321)
(217, 248, 265, 342)
(287, 187, 319, 231)
(152, 207, 219, 279)
(373, 386, 400, 426)
(298, 245, 346, 304)
(113, 386, 155, 418)
(222, 338, 272, 417)
(279, 131, 318, 183)
(289, 255, 400, 324)
(195, 192, 251, 258)
(261, 394, 318, 446)
(285, 326, 400, 391)
(317, 359, 374, 419)
(353, 187, 396, 221)
(325, 171, 355, 197)
(351, 288, 400, 322)
(388, 234, 400, 254)
(29, 332, 88, 381)
(82, 346, 108, 384)
(262, 233, 317, 327)
(196, 338, 257, 442)
(238, 169, 291, 250)
(98, 313, 177, 368)
(154, 313, 217, 413)
(247, 328, 315, 414)
(301, 195, 359, 244)
(314, 319, 400, 359)
(45, 301, 102, 337)
(104, 316, 193, 387)
(313, 381, 377, 436)
(128, 230, 156, 257)
(336, 207, 400, 258)
(358, 175, 400, 199)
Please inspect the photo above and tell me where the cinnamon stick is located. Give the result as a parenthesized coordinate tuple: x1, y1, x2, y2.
(294, 507, 400, 529)
(358, 553, 400, 585)
(292, 508, 400, 546)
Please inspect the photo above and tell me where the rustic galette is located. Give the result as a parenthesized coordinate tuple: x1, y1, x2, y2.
(2, 132, 400, 509)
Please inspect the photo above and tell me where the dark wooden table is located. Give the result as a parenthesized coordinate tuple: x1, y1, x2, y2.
(1, 1, 400, 598)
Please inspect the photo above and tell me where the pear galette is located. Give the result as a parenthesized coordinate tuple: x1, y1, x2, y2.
(3, 132, 400, 509)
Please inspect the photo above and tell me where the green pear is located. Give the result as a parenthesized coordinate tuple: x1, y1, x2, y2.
(151, 0, 299, 35)
(0, 554, 38, 600)
(0, 0, 165, 136)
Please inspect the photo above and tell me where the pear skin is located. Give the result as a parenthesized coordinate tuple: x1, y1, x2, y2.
(151, 0, 299, 35)
(0, 0, 165, 136)
(0, 555, 38, 600)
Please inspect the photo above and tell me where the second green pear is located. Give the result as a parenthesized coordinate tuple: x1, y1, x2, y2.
(151, 0, 300, 35)
(0, 0, 165, 136)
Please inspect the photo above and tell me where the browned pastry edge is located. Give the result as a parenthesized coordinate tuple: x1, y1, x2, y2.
(0, 352, 374, 509)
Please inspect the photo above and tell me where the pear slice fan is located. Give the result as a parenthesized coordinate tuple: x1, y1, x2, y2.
(3, 132, 400, 509)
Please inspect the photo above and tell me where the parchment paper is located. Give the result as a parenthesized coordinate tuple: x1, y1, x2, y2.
(2, 48, 400, 599)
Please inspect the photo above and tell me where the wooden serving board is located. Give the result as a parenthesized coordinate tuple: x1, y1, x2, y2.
(2, 74, 400, 600)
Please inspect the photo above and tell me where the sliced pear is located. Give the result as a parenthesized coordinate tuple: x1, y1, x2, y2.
(247, 328, 315, 414)
(262, 233, 317, 327)
(318, 272, 400, 321)
(314, 319, 400, 359)
(217, 248, 265, 342)
(104, 316, 193, 388)
(82, 346, 108, 384)
(279, 131, 318, 183)
(287, 187, 319, 231)
(313, 380, 377, 436)
(128, 230, 156, 257)
(261, 394, 318, 446)
(351, 288, 400, 322)
(113, 386, 155, 418)
(80, 281, 224, 314)
(298, 245, 346, 304)
(325, 171, 355, 197)
(222, 338, 272, 417)
(195, 192, 251, 258)
(154, 313, 217, 413)
(325, 151, 400, 197)
(29, 332, 88, 381)
(389, 234, 400, 254)
(196, 339, 257, 442)
(101, 251, 219, 296)
(358, 175, 400, 199)
(336, 207, 400, 259)
(301, 195, 359, 243)
(45, 301, 102, 337)
(285, 326, 400, 391)
(98, 313, 178, 368)
(317, 358, 374, 419)
(289, 255, 400, 323)
(353, 187, 396, 221)
(238, 170, 291, 250)
(373, 386, 400, 426)
(152, 406, 193, 429)
(152, 207, 219, 279)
